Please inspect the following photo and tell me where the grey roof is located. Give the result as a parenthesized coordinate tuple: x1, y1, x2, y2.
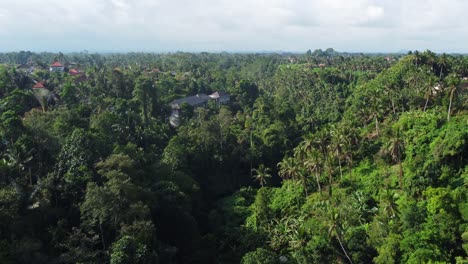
(209, 91, 230, 99)
(171, 94, 210, 108)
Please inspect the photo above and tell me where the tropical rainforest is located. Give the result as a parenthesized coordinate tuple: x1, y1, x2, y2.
(0, 49, 467, 263)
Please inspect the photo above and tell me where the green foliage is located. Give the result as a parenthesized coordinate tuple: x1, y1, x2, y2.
(241, 248, 277, 264)
(269, 181, 305, 215)
(0, 51, 466, 263)
(110, 235, 156, 264)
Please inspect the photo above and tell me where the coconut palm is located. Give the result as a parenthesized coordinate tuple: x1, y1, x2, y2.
(303, 149, 323, 193)
(252, 164, 272, 187)
(278, 157, 309, 195)
(388, 130, 404, 190)
(328, 211, 354, 264)
(277, 157, 299, 181)
(330, 125, 346, 180)
(445, 73, 461, 122)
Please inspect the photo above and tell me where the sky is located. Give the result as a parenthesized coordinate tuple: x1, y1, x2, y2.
(0, 0, 467, 53)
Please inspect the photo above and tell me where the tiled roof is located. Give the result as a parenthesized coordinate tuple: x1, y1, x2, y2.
(51, 61, 63, 67)
(33, 82, 45, 89)
(171, 94, 210, 108)
(69, 69, 79, 75)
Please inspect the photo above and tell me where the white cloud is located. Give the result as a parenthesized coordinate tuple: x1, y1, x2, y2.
(367, 5, 384, 19)
(0, 0, 467, 52)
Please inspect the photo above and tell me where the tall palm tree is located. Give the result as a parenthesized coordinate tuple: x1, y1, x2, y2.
(328, 212, 354, 264)
(252, 164, 272, 187)
(324, 151, 335, 197)
(4, 144, 34, 185)
(340, 121, 359, 180)
(445, 74, 461, 122)
(277, 157, 299, 181)
(423, 76, 438, 112)
(278, 157, 308, 196)
(438, 53, 449, 80)
(330, 125, 346, 180)
(303, 149, 322, 193)
(133, 76, 155, 125)
(364, 88, 384, 135)
(388, 130, 404, 190)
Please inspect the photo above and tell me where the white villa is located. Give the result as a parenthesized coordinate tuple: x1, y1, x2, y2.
(169, 91, 230, 126)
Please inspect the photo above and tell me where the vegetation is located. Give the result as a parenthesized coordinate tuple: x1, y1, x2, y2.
(0, 50, 467, 263)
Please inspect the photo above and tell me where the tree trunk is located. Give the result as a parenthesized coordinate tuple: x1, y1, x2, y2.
(335, 229, 354, 264)
(315, 169, 321, 194)
(398, 160, 403, 190)
(99, 222, 106, 250)
(447, 88, 455, 122)
(423, 92, 430, 112)
(303, 178, 308, 197)
(375, 115, 380, 135)
(143, 98, 149, 125)
(338, 157, 343, 180)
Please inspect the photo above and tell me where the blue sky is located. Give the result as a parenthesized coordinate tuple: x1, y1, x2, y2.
(0, 0, 467, 53)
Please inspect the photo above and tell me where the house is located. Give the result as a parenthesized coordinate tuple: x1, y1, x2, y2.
(171, 93, 211, 109)
(68, 68, 80, 76)
(50, 61, 64, 72)
(17, 64, 35, 74)
(209, 91, 230, 105)
(288, 56, 297, 63)
(32, 82, 46, 89)
(169, 91, 230, 126)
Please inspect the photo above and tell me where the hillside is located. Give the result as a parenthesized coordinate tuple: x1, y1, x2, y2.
(0, 50, 466, 263)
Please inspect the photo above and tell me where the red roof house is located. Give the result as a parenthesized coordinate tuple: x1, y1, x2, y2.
(33, 82, 45, 89)
(50, 61, 65, 72)
(51, 61, 63, 67)
(69, 68, 79, 75)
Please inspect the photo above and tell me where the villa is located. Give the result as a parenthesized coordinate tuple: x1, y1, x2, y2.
(50, 62, 64, 72)
(169, 91, 230, 126)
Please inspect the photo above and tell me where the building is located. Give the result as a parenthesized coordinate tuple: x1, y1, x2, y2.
(17, 64, 35, 74)
(209, 91, 230, 105)
(68, 68, 80, 76)
(32, 82, 46, 89)
(171, 93, 211, 109)
(50, 62, 64, 72)
(169, 91, 230, 126)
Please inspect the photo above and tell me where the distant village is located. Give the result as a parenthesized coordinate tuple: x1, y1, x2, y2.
(15, 61, 231, 126)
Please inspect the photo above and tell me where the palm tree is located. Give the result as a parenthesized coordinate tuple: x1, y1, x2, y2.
(328, 212, 354, 264)
(277, 157, 299, 180)
(278, 157, 308, 196)
(423, 76, 438, 112)
(388, 130, 404, 190)
(133, 76, 155, 125)
(438, 53, 449, 80)
(364, 88, 384, 135)
(324, 151, 335, 197)
(340, 121, 359, 180)
(330, 125, 346, 180)
(4, 144, 34, 185)
(303, 149, 322, 193)
(445, 73, 461, 122)
(252, 164, 272, 187)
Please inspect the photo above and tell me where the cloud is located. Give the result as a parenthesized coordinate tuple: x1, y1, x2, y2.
(367, 5, 384, 19)
(0, 0, 467, 52)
